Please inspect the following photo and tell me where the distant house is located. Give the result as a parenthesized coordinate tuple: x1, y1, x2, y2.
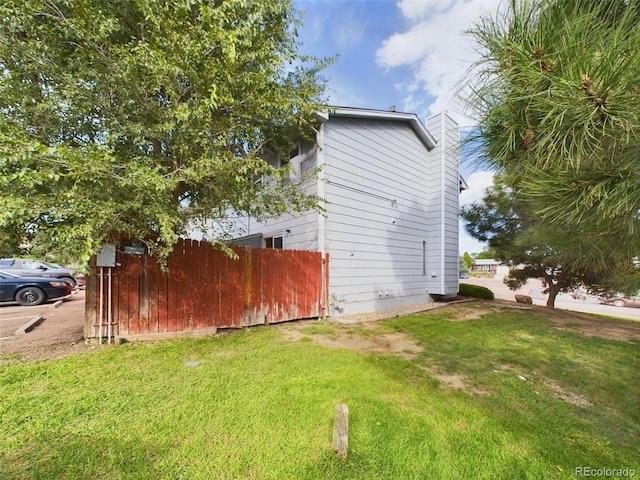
(195, 107, 462, 317)
(471, 259, 502, 275)
(471, 259, 511, 277)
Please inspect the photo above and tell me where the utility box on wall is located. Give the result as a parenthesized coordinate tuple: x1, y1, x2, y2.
(96, 244, 116, 267)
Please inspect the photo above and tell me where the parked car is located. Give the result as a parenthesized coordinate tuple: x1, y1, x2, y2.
(43, 262, 86, 288)
(0, 270, 73, 306)
(599, 292, 640, 308)
(0, 258, 80, 287)
(459, 272, 469, 279)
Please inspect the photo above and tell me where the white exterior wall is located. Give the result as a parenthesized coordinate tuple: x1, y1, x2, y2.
(425, 112, 460, 298)
(223, 145, 320, 251)
(207, 108, 460, 317)
(322, 117, 435, 316)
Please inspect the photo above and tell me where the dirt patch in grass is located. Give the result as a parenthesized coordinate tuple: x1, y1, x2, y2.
(446, 307, 489, 321)
(455, 299, 640, 342)
(421, 367, 490, 396)
(279, 320, 424, 360)
(445, 301, 534, 322)
(277, 319, 489, 395)
(545, 309, 640, 341)
(545, 379, 592, 407)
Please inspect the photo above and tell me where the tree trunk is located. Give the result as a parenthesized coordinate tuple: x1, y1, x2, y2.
(546, 284, 560, 308)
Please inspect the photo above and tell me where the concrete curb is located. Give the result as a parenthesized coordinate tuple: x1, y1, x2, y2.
(15, 315, 44, 335)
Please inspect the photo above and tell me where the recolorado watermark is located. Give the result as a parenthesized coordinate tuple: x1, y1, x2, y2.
(575, 467, 636, 477)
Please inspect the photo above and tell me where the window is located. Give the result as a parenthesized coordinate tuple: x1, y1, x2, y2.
(287, 143, 300, 164)
(265, 235, 283, 249)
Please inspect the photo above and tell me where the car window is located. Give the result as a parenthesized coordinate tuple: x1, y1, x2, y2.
(23, 260, 49, 270)
(0, 260, 14, 267)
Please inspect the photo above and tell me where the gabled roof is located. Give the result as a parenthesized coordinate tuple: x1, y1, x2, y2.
(473, 259, 501, 266)
(316, 107, 437, 151)
(460, 175, 469, 192)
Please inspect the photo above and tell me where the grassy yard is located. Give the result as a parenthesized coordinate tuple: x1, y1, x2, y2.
(1, 301, 638, 479)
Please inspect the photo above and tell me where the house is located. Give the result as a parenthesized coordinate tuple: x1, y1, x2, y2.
(471, 259, 501, 275)
(197, 107, 462, 317)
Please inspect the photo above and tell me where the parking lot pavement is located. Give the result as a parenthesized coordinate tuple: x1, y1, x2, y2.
(0, 315, 42, 338)
(0, 289, 87, 361)
(0, 295, 70, 339)
(0, 289, 86, 361)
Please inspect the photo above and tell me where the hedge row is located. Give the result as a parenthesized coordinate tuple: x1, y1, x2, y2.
(458, 283, 495, 300)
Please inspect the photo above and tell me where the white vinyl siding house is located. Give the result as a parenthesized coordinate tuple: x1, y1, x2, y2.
(202, 107, 461, 317)
(321, 115, 434, 314)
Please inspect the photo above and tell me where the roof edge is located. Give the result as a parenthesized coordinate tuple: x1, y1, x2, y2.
(317, 107, 437, 151)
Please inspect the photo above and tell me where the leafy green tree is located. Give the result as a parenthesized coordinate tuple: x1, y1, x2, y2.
(475, 249, 497, 261)
(461, 0, 640, 279)
(459, 256, 469, 275)
(0, 228, 23, 258)
(462, 251, 474, 270)
(461, 176, 626, 307)
(0, 0, 328, 263)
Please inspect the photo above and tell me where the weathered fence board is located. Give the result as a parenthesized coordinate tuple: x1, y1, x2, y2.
(86, 240, 327, 340)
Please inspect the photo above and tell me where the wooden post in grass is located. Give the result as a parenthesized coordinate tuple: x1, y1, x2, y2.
(332, 403, 349, 459)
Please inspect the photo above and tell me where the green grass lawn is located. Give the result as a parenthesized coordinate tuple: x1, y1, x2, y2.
(1, 302, 638, 479)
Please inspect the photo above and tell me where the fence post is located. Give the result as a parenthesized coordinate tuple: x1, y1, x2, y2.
(332, 403, 349, 459)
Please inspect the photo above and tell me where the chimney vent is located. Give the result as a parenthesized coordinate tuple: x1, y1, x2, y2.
(390, 105, 396, 112)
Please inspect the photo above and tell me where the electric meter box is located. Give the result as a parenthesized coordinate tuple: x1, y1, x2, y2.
(96, 244, 117, 267)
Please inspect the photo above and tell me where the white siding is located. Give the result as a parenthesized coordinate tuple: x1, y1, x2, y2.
(426, 112, 460, 297)
(322, 117, 434, 315)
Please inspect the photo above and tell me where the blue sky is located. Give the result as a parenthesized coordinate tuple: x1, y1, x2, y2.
(295, 0, 500, 254)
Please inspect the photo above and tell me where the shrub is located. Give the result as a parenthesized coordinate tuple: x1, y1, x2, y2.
(459, 283, 494, 299)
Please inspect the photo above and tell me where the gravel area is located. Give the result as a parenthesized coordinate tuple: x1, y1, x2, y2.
(330, 298, 471, 323)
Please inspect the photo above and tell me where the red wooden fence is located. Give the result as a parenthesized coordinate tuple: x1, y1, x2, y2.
(85, 239, 328, 340)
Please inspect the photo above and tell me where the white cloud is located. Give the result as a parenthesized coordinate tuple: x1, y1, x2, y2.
(460, 170, 494, 206)
(376, 25, 434, 67)
(398, 0, 454, 19)
(376, 0, 500, 125)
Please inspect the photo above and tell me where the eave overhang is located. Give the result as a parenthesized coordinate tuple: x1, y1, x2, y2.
(316, 107, 437, 151)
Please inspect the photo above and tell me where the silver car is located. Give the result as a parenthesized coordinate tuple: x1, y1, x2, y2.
(0, 258, 79, 287)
